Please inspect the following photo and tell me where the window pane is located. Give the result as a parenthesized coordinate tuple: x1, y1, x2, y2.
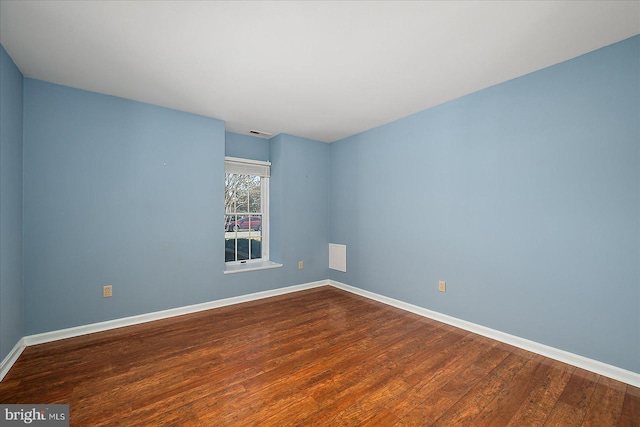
(225, 237, 238, 262)
(224, 174, 238, 214)
(249, 189, 261, 213)
(249, 237, 262, 260)
(224, 214, 236, 231)
(235, 189, 249, 213)
(247, 214, 261, 231)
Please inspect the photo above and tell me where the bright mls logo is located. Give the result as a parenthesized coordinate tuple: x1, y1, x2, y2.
(0, 405, 68, 426)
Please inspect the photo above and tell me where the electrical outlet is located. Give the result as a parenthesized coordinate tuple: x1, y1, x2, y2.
(438, 280, 446, 292)
(298, 261, 304, 270)
(103, 285, 113, 298)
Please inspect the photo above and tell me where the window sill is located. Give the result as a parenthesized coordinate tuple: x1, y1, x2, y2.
(224, 260, 283, 275)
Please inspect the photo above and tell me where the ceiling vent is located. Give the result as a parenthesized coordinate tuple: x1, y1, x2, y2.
(249, 129, 272, 139)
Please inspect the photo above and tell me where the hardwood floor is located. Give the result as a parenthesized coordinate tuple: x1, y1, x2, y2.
(1, 286, 638, 426)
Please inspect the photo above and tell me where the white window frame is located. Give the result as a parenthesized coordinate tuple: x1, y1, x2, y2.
(224, 157, 281, 274)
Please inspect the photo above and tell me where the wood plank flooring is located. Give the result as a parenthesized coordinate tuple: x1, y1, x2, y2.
(0, 286, 637, 426)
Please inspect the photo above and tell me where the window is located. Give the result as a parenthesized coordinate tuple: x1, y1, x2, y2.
(224, 157, 279, 272)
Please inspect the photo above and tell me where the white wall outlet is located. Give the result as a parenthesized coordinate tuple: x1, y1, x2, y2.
(298, 261, 304, 270)
(438, 280, 446, 292)
(103, 285, 113, 298)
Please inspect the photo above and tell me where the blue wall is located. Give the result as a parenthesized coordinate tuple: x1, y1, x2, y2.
(223, 131, 330, 294)
(225, 131, 270, 162)
(23, 79, 226, 333)
(3, 35, 638, 376)
(0, 45, 24, 362)
(22, 80, 329, 335)
(329, 35, 640, 372)
(270, 134, 329, 282)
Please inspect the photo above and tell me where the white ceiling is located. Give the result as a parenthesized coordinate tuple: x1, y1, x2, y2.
(1, 1, 639, 143)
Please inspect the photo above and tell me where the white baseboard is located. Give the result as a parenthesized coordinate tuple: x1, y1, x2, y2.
(24, 280, 328, 347)
(4, 281, 329, 380)
(0, 338, 26, 382)
(329, 280, 640, 387)
(2, 282, 323, 382)
(3, 279, 639, 388)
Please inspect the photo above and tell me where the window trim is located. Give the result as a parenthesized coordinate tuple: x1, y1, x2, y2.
(224, 156, 271, 176)
(224, 157, 279, 273)
(223, 260, 282, 275)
